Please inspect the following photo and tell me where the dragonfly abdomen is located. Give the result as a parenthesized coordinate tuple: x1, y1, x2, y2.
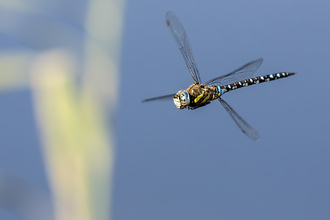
(219, 72, 296, 95)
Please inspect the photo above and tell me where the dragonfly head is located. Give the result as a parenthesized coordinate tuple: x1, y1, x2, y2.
(173, 90, 190, 109)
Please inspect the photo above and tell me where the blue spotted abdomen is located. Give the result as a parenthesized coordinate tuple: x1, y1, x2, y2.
(219, 72, 296, 95)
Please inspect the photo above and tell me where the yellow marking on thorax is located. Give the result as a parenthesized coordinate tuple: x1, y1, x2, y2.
(194, 91, 204, 103)
(201, 95, 210, 103)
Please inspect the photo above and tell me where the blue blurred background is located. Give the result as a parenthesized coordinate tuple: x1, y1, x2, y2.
(1, 0, 330, 219)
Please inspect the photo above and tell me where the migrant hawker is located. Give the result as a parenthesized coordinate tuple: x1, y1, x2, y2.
(143, 11, 296, 141)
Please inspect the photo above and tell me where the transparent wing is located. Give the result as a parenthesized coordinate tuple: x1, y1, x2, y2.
(166, 11, 202, 84)
(218, 98, 260, 141)
(142, 93, 176, 102)
(205, 58, 263, 86)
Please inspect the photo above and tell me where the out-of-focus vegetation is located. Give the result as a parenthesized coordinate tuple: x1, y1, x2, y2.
(0, 0, 125, 220)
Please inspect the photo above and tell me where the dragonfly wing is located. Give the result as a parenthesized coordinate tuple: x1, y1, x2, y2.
(205, 58, 263, 86)
(142, 93, 176, 102)
(166, 11, 202, 84)
(218, 98, 260, 141)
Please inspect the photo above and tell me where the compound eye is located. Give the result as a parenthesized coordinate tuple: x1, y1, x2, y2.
(181, 93, 186, 101)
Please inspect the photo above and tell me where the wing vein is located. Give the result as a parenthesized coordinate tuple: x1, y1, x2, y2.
(205, 58, 263, 86)
(218, 98, 260, 141)
(166, 11, 202, 84)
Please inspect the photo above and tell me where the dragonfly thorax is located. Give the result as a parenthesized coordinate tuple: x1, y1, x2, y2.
(173, 90, 190, 109)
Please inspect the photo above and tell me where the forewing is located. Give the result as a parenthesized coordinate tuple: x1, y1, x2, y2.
(166, 11, 202, 84)
(142, 93, 176, 102)
(205, 58, 263, 86)
(218, 98, 260, 141)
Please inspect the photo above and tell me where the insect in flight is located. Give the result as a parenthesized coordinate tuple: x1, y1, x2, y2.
(143, 11, 296, 141)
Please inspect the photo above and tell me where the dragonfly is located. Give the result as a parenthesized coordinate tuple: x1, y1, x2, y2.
(143, 11, 296, 141)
